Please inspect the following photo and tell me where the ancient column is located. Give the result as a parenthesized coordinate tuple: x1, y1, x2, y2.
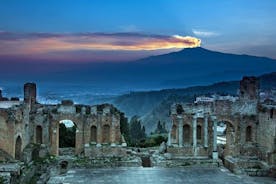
(168, 131, 171, 146)
(75, 128, 82, 154)
(167, 119, 173, 146)
(110, 115, 117, 147)
(193, 115, 197, 148)
(204, 115, 208, 147)
(51, 123, 59, 156)
(177, 116, 183, 147)
(96, 116, 102, 147)
(212, 116, 218, 159)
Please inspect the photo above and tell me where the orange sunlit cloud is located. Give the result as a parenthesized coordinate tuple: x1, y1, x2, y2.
(0, 32, 201, 56)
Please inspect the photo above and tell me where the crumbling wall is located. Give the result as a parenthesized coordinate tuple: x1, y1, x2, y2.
(0, 113, 14, 158)
(239, 76, 259, 101)
(257, 106, 276, 164)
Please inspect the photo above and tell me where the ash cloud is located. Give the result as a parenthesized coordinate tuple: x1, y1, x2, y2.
(0, 32, 201, 61)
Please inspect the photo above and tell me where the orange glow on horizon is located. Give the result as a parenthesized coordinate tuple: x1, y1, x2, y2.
(0, 32, 201, 56)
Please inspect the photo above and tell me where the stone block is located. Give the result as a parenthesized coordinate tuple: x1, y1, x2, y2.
(212, 151, 218, 160)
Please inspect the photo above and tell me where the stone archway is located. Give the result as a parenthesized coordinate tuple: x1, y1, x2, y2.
(246, 126, 252, 142)
(216, 120, 236, 157)
(102, 124, 110, 143)
(197, 125, 202, 140)
(171, 125, 177, 140)
(15, 136, 22, 160)
(183, 124, 191, 145)
(36, 125, 43, 144)
(90, 125, 97, 142)
(50, 115, 83, 156)
(59, 120, 76, 148)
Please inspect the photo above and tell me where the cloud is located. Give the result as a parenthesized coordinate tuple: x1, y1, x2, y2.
(0, 32, 201, 57)
(192, 29, 219, 37)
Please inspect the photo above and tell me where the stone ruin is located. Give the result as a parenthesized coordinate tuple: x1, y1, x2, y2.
(168, 76, 276, 176)
(0, 83, 128, 183)
(0, 76, 275, 183)
(0, 83, 125, 159)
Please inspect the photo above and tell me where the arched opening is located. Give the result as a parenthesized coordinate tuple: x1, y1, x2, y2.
(246, 126, 252, 142)
(59, 120, 76, 148)
(217, 121, 235, 159)
(197, 125, 202, 140)
(15, 136, 22, 160)
(217, 122, 227, 145)
(36, 125, 43, 144)
(183, 124, 191, 144)
(171, 125, 177, 140)
(90, 125, 97, 143)
(102, 124, 110, 143)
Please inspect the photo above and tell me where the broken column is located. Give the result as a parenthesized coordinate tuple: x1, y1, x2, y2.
(212, 116, 218, 159)
(204, 115, 208, 148)
(167, 128, 171, 146)
(177, 116, 183, 147)
(193, 115, 197, 156)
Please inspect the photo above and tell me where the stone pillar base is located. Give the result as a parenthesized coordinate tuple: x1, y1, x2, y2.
(193, 147, 198, 157)
(111, 143, 116, 147)
(212, 151, 218, 159)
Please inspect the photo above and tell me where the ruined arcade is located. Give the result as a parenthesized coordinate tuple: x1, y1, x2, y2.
(169, 77, 276, 175)
(0, 76, 275, 183)
(0, 83, 125, 161)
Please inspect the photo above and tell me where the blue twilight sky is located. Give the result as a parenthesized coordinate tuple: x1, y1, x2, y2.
(0, 0, 276, 61)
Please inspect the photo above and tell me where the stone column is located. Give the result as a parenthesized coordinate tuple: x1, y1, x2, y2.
(110, 116, 116, 147)
(193, 116, 197, 148)
(168, 131, 171, 146)
(204, 115, 208, 147)
(177, 116, 183, 147)
(51, 124, 58, 156)
(96, 116, 102, 147)
(192, 115, 197, 157)
(75, 128, 82, 154)
(212, 116, 218, 159)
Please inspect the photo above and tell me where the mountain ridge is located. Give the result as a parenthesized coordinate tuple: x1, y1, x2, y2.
(112, 72, 276, 133)
(1, 47, 276, 90)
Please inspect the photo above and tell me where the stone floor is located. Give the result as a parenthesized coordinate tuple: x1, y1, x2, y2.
(48, 167, 276, 184)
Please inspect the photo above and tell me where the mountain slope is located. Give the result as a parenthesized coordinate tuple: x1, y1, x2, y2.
(1, 47, 276, 91)
(112, 72, 276, 133)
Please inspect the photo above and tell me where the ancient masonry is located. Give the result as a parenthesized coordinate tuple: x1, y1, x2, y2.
(168, 76, 276, 174)
(0, 83, 125, 161)
(0, 77, 275, 182)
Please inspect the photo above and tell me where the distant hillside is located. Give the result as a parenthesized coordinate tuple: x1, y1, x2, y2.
(1, 47, 276, 91)
(112, 72, 276, 133)
(113, 81, 239, 117)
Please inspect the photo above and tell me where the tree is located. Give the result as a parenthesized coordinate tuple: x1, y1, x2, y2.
(120, 112, 130, 144)
(129, 116, 146, 145)
(141, 126, 146, 138)
(59, 123, 76, 148)
(154, 121, 168, 134)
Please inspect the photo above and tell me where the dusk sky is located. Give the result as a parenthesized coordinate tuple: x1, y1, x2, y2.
(0, 0, 276, 62)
